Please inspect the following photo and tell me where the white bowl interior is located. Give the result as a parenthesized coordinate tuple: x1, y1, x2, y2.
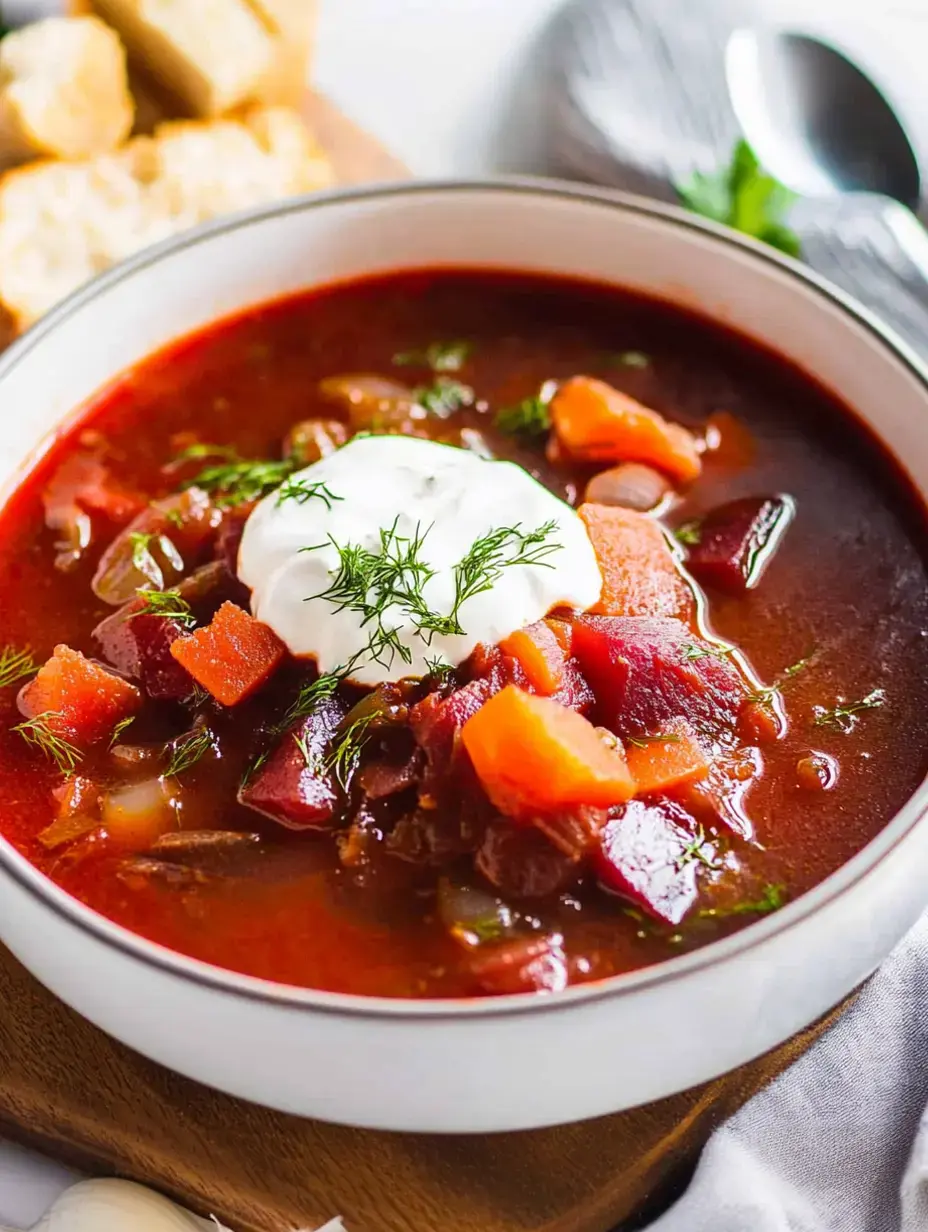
(1, 183, 927, 1131)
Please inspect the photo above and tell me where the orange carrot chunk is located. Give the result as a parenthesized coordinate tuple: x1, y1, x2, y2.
(578, 502, 694, 620)
(20, 644, 141, 748)
(461, 684, 635, 818)
(500, 620, 567, 694)
(169, 601, 285, 706)
(551, 376, 701, 483)
(625, 717, 711, 796)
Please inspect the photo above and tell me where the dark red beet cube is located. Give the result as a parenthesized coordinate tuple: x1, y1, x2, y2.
(684, 495, 794, 593)
(238, 697, 347, 830)
(94, 606, 192, 701)
(594, 798, 703, 923)
(571, 615, 745, 738)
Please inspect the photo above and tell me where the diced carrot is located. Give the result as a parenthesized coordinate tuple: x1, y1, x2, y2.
(625, 717, 711, 795)
(551, 376, 701, 483)
(578, 503, 694, 620)
(20, 645, 141, 748)
(461, 685, 635, 818)
(545, 617, 573, 655)
(500, 620, 567, 694)
(169, 601, 285, 705)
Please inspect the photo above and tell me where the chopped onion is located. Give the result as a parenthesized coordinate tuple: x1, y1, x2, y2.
(436, 878, 517, 948)
(319, 374, 424, 430)
(102, 776, 179, 848)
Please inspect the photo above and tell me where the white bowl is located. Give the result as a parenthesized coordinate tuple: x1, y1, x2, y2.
(1, 180, 927, 1133)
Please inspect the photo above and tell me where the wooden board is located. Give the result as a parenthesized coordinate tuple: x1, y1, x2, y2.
(0, 950, 852, 1232)
(0, 90, 852, 1232)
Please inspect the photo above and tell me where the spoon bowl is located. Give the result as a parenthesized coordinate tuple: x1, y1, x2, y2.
(726, 28, 921, 209)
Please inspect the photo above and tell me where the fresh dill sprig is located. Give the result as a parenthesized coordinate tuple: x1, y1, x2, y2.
(683, 642, 733, 662)
(412, 378, 474, 418)
(700, 883, 786, 918)
(132, 588, 196, 629)
(293, 730, 318, 769)
(782, 652, 816, 679)
(674, 521, 702, 546)
(393, 340, 472, 372)
(0, 644, 38, 690)
(324, 711, 378, 791)
(424, 654, 454, 682)
(13, 712, 82, 773)
(185, 452, 296, 507)
(108, 715, 136, 748)
(433, 520, 562, 638)
(675, 825, 722, 872)
(625, 732, 683, 749)
(166, 725, 215, 777)
(813, 688, 886, 734)
(275, 478, 342, 510)
(495, 395, 552, 439)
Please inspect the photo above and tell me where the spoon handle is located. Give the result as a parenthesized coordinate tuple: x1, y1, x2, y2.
(792, 195, 928, 358)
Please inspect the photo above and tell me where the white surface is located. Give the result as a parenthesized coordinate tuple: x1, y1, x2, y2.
(0, 0, 926, 1223)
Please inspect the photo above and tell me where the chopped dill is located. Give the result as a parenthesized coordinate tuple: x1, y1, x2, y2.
(293, 730, 318, 769)
(0, 644, 37, 690)
(166, 725, 215, 777)
(625, 732, 683, 749)
(129, 531, 158, 574)
(424, 654, 454, 682)
(108, 715, 136, 748)
(13, 712, 82, 773)
(324, 711, 378, 791)
(412, 378, 475, 418)
(132, 588, 196, 629)
(700, 883, 787, 918)
(674, 521, 702, 546)
(675, 825, 722, 872)
(164, 507, 186, 529)
(813, 688, 886, 734)
(495, 395, 552, 439)
(275, 478, 342, 510)
(393, 340, 472, 372)
(683, 642, 733, 662)
(185, 451, 296, 507)
(783, 651, 816, 679)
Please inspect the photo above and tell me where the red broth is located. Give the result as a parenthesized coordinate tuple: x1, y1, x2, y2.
(1, 269, 927, 998)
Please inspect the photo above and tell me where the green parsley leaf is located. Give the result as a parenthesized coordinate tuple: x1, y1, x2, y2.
(676, 139, 801, 257)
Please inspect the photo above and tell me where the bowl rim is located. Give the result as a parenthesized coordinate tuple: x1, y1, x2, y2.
(2, 173, 928, 1022)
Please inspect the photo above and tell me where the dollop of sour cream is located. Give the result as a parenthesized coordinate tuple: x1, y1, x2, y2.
(238, 436, 602, 686)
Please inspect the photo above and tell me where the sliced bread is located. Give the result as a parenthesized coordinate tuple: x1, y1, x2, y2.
(0, 106, 334, 329)
(0, 16, 134, 167)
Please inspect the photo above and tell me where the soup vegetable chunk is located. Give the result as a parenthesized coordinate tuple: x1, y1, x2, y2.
(1, 270, 927, 999)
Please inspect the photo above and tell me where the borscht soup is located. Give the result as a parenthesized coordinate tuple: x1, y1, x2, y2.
(1, 269, 926, 1000)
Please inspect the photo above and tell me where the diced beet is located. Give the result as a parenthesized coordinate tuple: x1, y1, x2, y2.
(549, 657, 595, 715)
(93, 562, 231, 702)
(476, 822, 580, 899)
(594, 798, 704, 923)
(467, 935, 568, 996)
(238, 697, 347, 830)
(359, 749, 422, 800)
(410, 677, 496, 785)
(684, 495, 794, 593)
(214, 506, 253, 575)
(94, 608, 192, 701)
(571, 615, 745, 738)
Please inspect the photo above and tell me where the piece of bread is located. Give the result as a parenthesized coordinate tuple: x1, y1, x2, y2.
(0, 16, 134, 168)
(245, 0, 317, 107)
(0, 106, 334, 330)
(90, 0, 276, 117)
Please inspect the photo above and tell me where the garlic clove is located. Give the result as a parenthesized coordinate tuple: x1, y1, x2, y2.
(28, 1179, 227, 1232)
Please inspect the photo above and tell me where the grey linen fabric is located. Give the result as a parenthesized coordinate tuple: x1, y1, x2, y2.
(645, 912, 928, 1232)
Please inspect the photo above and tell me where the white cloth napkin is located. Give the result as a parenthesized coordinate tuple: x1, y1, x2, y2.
(646, 911, 928, 1232)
